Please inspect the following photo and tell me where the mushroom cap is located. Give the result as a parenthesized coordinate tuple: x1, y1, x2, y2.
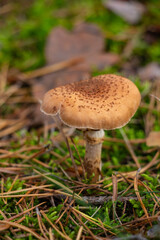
(41, 74, 141, 130)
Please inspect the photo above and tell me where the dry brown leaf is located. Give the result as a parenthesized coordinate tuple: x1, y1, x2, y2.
(138, 62, 160, 81)
(65, 166, 83, 177)
(146, 131, 160, 147)
(134, 172, 152, 226)
(33, 23, 120, 123)
(145, 80, 160, 135)
(45, 24, 104, 64)
(35, 23, 120, 100)
(103, 0, 145, 24)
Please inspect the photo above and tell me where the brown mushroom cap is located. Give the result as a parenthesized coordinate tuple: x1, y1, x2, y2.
(41, 74, 141, 130)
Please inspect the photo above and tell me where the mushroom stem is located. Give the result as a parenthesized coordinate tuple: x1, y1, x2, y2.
(84, 129, 104, 182)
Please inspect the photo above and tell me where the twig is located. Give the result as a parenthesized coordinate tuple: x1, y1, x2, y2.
(18, 57, 84, 81)
(82, 195, 143, 205)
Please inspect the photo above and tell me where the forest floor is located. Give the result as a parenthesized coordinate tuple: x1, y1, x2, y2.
(0, 0, 160, 239)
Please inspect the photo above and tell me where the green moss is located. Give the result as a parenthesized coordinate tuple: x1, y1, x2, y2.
(1, 0, 160, 238)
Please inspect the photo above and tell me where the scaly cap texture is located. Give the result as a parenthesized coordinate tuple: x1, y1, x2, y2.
(41, 74, 141, 129)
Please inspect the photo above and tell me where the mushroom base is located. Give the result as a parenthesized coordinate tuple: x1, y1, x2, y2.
(84, 129, 104, 182)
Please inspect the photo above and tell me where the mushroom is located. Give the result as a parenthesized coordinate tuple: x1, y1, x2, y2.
(41, 74, 141, 182)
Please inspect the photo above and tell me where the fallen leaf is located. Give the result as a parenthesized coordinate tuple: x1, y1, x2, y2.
(145, 80, 160, 135)
(45, 23, 104, 65)
(33, 23, 120, 123)
(38, 23, 120, 97)
(103, 0, 145, 24)
(146, 131, 160, 147)
(138, 62, 160, 81)
(65, 166, 83, 177)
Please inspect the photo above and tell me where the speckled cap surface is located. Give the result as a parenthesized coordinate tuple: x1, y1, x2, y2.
(41, 74, 141, 129)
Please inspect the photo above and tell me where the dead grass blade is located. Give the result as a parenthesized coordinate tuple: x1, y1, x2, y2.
(71, 208, 97, 240)
(40, 210, 72, 240)
(121, 214, 160, 227)
(0, 145, 46, 160)
(33, 169, 84, 202)
(58, 221, 68, 237)
(139, 180, 160, 207)
(55, 197, 71, 224)
(76, 226, 83, 240)
(0, 222, 10, 232)
(84, 206, 101, 225)
(0, 120, 28, 138)
(0, 220, 45, 240)
(112, 174, 118, 221)
(134, 170, 152, 226)
(106, 150, 160, 183)
(1, 178, 7, 204)
(54, 189, 84, 200)
(0, 184, 53, 197)
(19, 57, 83, 81)
(66, 136, 81, 181)
(53, 116, 81, 181)
(49, 228, 54, 240)
(8, 202, 45, 221)
(0, 193, 53, 198)
(0, 119, 16, 130)
(7, 175, 19, 192)
(98, 218, 109, 238)
(72, 208, 115, 235)
(0, 85, 18, 107)
(70, 137, 85, 178)
(112, 174, 118, 203)
(0, 167, 23, 174)
(120, 128, 141, 168)
(140, 150, 160, 173)
(16, 189, 37, 205)
(36, 208, 49, 240)
(5, 175, 19, 204)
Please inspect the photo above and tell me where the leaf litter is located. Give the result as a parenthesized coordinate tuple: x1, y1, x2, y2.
(0, 68, 160, 238)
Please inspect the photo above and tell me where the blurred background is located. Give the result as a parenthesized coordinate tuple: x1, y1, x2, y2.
(0, 0, 160, 126)
(1, 0, 160, 74)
